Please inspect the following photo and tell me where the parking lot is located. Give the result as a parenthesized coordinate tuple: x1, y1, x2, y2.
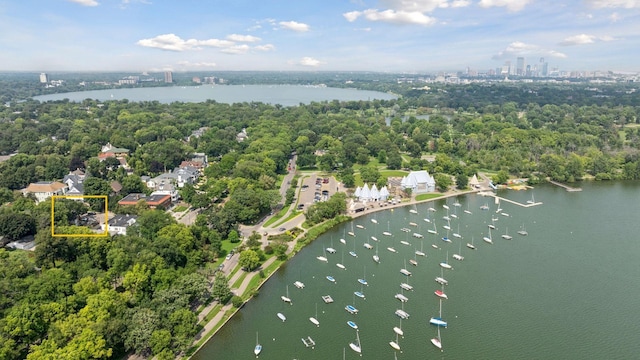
(298, 174, 339, 209)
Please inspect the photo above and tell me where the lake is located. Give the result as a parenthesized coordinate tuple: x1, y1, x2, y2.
(32, 85, 397, 106)
(191, 181, 640, 360)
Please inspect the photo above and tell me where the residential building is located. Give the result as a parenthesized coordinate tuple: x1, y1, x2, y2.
(39, 73, 49, 83)
(118, 193, 172, 209)
(63, 170, 86, 199)
(146, 166, 200, 190)
(101, 214, 137, 236)
(236, 128, 248, 142)
(23, 181, 68, 204)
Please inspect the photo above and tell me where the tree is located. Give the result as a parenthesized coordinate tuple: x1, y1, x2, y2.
(134, 210, 175, 240)
(227, 229, 240, 243)
(434, 173, 453, 192)
(83, 177, 111, 211)
(238, 249, 261, 271)
(0, 212, 36, 240)
(211, 274, 232, 304)
(456, 174, 469, 190)
(359, 165, 380, 185)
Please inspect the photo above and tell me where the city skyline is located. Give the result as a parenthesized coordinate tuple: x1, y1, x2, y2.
(1, 0, 640, 73)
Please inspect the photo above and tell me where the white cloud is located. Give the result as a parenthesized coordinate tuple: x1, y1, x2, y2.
(136, 34, 235, 51)
(493, 41, 566, 60)
(220, 44, 250, 54)
(255, 44, 276, 51)
(451, 0, 471, 7)
(379, 0, 450, 12)
(559, 34, 616, 46)
(585, 0, 640, 8)
(609, 12, 622, 21)
(226, 34, 261, 42)
(294, 57, 324, 67)
(479, 0, 532, 12)
(68, 0, 99, 6)
(346, 9, 437, 25)
(176, 61, 217, 68)
(279, 21, 310, 32)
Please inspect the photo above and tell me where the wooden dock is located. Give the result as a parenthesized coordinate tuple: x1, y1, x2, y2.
(548, 180, 582, 192)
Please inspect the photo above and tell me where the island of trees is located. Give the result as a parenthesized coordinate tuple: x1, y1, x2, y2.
(0, 74, 639, 359)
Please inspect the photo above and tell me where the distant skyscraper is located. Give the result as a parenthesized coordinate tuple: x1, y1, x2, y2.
(164, 71, 173, 83)
(542, 62, 549, 77)
(516, 57, 525, 76)
(39, 73, 49, 83)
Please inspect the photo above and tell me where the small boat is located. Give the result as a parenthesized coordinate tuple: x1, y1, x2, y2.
(429, 299, 447, 327)
(373, 243, 380, 263)
(281, 285, 292, 304)
(345, 305, 359, 314)
(277, 312, 286, 322)
(443, 223, 451, 230)
(527, 193, 535, 204)
(395, 309, 410, 319)
(364, 243, 373, 249)
(349, 251, 357, 258)
(453, 224, 462, 239)
(348, 231, 355, 236)
(412, 233, 423, 238)
(354, 291, 365, 299)
(383, 231, 392, 236)
(356, 224, 365, 229)
(408, 222, 417, 227)
(371, 236, 378, 242)
(340, 238, 346, 245)
(450, 213, 458, 219)
(326, 247, 336, 254)
(371, 218, 378, 224)
(349, 330, 362, 354)
(442, 204, 449, 210)
(483, 229, 494, 244)
(401, 227, 411, 232)
(400, 240, 411, 246)
(387, 247, 397, 253)
(317, 248, 328, 262)
(294, 281, 305, 289)
(435, 268, 448, 285)
(309, 303, 320, 327)
(442, 236, 451, 243)
(431, 244, 439, 249)
(480, 203, 489, 210)
(431, 327, 442, 350)
(326, 276, 336, 283)
(389, 334, 401, 351)
(393, 318, 404, 337)
(423, 217, 431, 223)
(428, 207, 436, 212)
(442, 216, 451, 221)
(439, 251, 453, 270)
(502, 227, 513, 240)
(517, 223, 528, 236)
(453, 242, 464, 261)
(464, 209, 472, 215)
(254, 332, 262, 356)
(322, 295, 333, 303)
(337, 251, 346, 270)
(395, 293, 408, 302)
(358, 278, 368, 286)
(435, 289, 448, 299)
(466, 236, 477, 250)
(501, 212, 510, 217)
(400, 282, 413, 291)
(347, 320, 358, 330)
(400, 268, 412, 276)
(409, 209, 418, 214)
(453, 201, 462, 207)
(409, 259, 418, 266)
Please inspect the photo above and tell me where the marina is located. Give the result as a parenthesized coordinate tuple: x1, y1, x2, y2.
(193, 182, 640, 360)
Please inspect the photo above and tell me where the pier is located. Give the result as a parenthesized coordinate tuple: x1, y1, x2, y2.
(548, 180, 582, 192)
(301, 336, 315, 348)
(479, 192, 543, 208)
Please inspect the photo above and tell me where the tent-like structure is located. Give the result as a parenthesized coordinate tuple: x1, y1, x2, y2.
(400, 171, 436, 193)
(469, 174, 480, 188)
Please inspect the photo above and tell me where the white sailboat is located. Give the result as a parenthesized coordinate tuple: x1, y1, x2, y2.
(383, 221, 392, 236)
(430, 326, 442, 350)
(400, 259, 412, 276)
(326, 237, 336, 254)
(277, 312, 286, 322)
(281, 285, 292, 304)
(439, 251, 453, 270)
(373, 242, 380, 264)
(349, 235, 358, 258)
(349, 330, 362, 354)
(466, 235, 477, 250)
(357, 267, 368, 286)
(294, 280, 305, 289)
(483, 228, 494, 244)
(428, 222, 437, 235)
(337, 251, 346, 270)
(526, 192, 535, 204)
(452, 242, 464, 261)
(389, 332, 401, 351)
(317, 247, 328, 262)
(435, 267, 448, 285)
(415, 239, 426, 257)
(340, 228, 347, 245)
(453, 223, 462, 239)
(393, 318, 404, 337)
(309, 303, 320, 327)
(254, 332, 262, 356)
(502, 227, 513, 240)
(517, 223, 528, 236)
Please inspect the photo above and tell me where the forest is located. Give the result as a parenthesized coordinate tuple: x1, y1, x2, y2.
(1, 76, 640, 359)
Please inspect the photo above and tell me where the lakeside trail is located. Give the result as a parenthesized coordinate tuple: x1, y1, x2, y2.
(186, 185, 488, 358)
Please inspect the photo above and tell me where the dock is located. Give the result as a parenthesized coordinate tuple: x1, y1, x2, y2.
(479, 192, 543, 208)
(322, 295, 333, 303)
(548, 180, 582, 192)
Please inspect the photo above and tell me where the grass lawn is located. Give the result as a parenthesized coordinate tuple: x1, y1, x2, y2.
(380, 170, 408, 177)
(172, 205, 188, 213)
(415, 193, 443, 201)
(263, 206, 288, 227)
(273, 212, 302, 227)
(221, 240, 239, 255)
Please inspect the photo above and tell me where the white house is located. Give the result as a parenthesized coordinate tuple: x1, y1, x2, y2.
(102, 214, 137, 236)
(400, 171, 436, 193)
(23, 181, 68, 204)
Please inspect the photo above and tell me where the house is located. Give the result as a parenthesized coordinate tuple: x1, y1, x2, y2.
(150, 181, 180, 202)
(101, 214, 137, 236)
(146, 166, 200, 190)
(180, 153, 208, 171)
(186, 127, 209, 142)
(236, 128, 248, 142)
(118, 193, 172, 209)
(110, 181, 123, 195)
(63, 171, 86, 198)
(400, 171, 436, 193)
(23, 181, 68, 204)
(98, 143, 130, 170)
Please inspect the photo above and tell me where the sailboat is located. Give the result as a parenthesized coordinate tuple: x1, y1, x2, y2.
(357, 267, 368, 286)
(337, 251, 346, 270)
(348, 223, 355, 237)
(326, 237, 336, 254)
(483, 228, 494, 244)
(400, 279, 413, 291)
(453, 224, 462, 239)
(452, 242, 464, 261)
(429, 298, 448, 327)
(373, 243, 380, 263)
(517, 223, 528, 236)
(428, 222, 437, 235)
(502, 227, 513, 240)
(434, 282, 448, 299)
(464, 203, 472, 215)
(394, 292, 408, 302)
(383, 221, 392, 236)
(409, 252, 418, 266)
(393, 318, 404, 337)
(526, 192, 535, 204)
(347, 320, 359, 330)
(349, 330, 362, 354)
(435, 267, 448, 285)
(349, 236, 358, 258)
(317, 247, 328, 262)
(389, 332, 401, 351)
(277, 312, 286, 322)
(466, 236, 477, 250)
(415, 239, 426, 257)
(400, 259, 412, 276)
(309, 303, 320, 327)
(395, 301, 410, 319)
(281, 285, 292, 304)
(340, 229, 347, 245)
(430, 326, 442, 350)
(254, 332, 262, 356)
(439, 251, 453, 270)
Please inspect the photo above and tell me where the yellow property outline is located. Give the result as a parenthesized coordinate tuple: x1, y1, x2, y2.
(51, 195, 109, 237)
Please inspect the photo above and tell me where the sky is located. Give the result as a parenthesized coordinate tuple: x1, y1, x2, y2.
(1, 0, 640, 73)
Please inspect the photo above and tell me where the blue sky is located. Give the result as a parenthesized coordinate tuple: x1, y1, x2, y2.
(1, 0, 639, 73)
